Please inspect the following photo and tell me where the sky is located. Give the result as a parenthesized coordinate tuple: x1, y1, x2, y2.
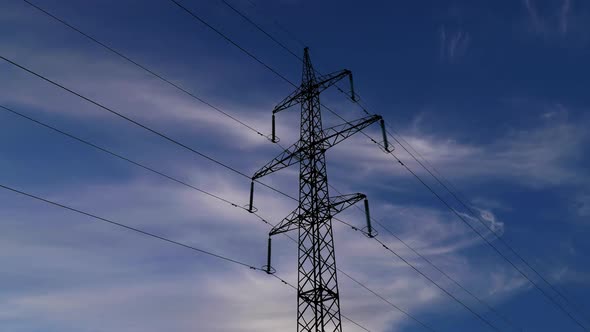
(0, 0, 589, 331)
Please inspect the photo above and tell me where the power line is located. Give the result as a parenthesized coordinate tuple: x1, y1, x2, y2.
(178, 5, 519, 328)
(371, 236, 500, 332)
(218, 0, 302, 61)
(5, 5, 508, 330)
(328, 185, 524, 332)
(0, 47, 431, 327)
(211, 0, 590, 325)
(7, 7, 417, 326)
(1, 58, 393, 309)
(168, 0, 296, 88)
(8, 3, 467, 324)
(336, 268, 436, 332)
(0, 182, 257, 269)
(324, 189, 502, 331)
(381, 146, 589, 331)
(251, 210, 437, 332)
(10, 0, 584, 326)
(0, 103, 429, 331)
(158, 4, 581, 321)
(242, 0, 307, 48)
(376, 110, 590, 328)
(269, 275, 373, 332)
(209, 3, 589, 322)
(166, 0, 395, 182)
(331, 199, 506, 332)
(0, 55, 296, 203)
(349, 96, 589, 330)
(215, 0, 356, 100)
(21, 0, 270, 141)
(0, 104, 245, 210)
(0, 182, 372, 332)
(0, 41, 390, 321)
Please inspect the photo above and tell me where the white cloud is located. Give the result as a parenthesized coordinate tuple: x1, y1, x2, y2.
(0, 166, 532, 331)
(439, 26, 470, 62)
(0, 49, 284, 151)
(560, 0, 572, 34)
(522, 0, 589, 41)
(0, 20, 582, 331)
(331, 116, 588, 189)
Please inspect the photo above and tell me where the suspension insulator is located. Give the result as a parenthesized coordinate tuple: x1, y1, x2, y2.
(380, 118, 391, 152)
(349, 72, 356, 102)
(248, 181, 255, 213)
(266, 237, 273, 274)
(271, 113, 277, 143)
(364, 198, 375, 238)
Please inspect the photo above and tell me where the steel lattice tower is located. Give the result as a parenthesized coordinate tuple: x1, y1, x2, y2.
(249, 48, 390, 332)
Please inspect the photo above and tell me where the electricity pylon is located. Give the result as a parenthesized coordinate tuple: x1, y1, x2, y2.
(249, 48, 390, 332)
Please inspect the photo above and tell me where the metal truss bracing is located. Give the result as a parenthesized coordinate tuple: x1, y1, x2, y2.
(251, 48, 383, 332)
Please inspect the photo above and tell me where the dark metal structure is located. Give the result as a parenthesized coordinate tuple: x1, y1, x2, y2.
(249, 48, 389, 332)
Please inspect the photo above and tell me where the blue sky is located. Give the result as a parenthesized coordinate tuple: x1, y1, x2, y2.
(1, 0, 589, 331)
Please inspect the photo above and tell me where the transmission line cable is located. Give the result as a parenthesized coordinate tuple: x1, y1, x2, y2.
(168, 0, 295, 87)
(0, 183, 257, 269)
(327, 185, 524, 332)
(2, 54, 499, 332)
(0, 55, 296, 203)
(202, 1, 590, 326)
(9, 1, 553, 329)
(9, 2, 573, 326)
(347, 97, 589, 330)
(21, 0, 271, 142)
(0, 182, 371, 332)
(166, 0, 395, 165)
(3, 13, 517, 332)
(177, 5, 520, 327)
(252, 209, 438, 332)
(331, 112, 587, 329)
(0, 103, 431, 331)
(0, 104, 245, 210)
(0, 46, 433, 328)
(375, 108, 590, 326)
(210, 3, 590, 319)
(12, 1, 581, 327)
(242, 0, 307, 48)
(380, 147, 588, 331)
(318, 192, 502, 331)
(217, 0, 302, 61)
(215, 0, 356, 100)
(370, 236, 500, 331)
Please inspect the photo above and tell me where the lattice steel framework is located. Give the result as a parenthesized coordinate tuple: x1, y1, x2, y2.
(249, 48, 389, 332)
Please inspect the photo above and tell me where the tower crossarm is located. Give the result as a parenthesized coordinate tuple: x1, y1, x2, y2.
(328, 193, 366, 216)
(314, 69, 352, 96)
(252, 141, 303, 180)
(273, 69, 353, 114)
(253, 114, 382, 180)
(269, 193, 366, 236)
(321, 114, 382, 149)
(273, 86, 305, 114)
(269, 206, 302, 236)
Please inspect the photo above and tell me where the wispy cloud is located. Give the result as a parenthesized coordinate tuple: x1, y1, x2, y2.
(0, 166, 532, 331)
(524, 0, 544, 32)
(336, 112, 589, 189)
(439, 26, 470, 63)
(523, 0, 579, 37)
(0, 47, 291, 154)
(560, 0, 572, 34)
(1, 11, 587, 330)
